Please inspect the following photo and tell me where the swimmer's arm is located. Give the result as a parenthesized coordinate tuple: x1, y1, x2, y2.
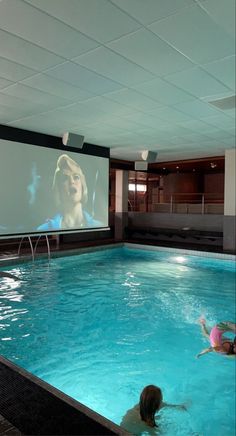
(198, 318, 210, 338)
(162, 402, 187, 411)
(196, 346, 218, 358)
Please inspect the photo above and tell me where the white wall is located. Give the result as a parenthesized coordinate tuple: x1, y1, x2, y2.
(224, 148, 236, 216)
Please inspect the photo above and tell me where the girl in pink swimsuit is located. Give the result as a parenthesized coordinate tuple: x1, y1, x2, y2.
(197, 320, 236, 358)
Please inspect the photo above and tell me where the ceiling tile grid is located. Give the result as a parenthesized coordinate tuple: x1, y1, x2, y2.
(107, 28, 195, 76)
(0, 0, 100, 59)
(20, 74, 95, 101)
(0, 29, 65, 70)
(72, 46, 155, 86)
(0, 0, 234, 162)
(24, 0, 142, 43)
(148, 3, 235, 64)
(109, 0, 195, 26)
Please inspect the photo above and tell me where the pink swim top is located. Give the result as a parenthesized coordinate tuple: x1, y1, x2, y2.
(210, 326, 223, 347)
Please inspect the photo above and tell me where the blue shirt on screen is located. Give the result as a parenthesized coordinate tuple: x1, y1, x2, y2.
(37, 211, 101, 231)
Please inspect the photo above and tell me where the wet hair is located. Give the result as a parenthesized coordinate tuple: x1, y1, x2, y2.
(52, 154, 88, 206)
(139, 385, 163, 427)
(229, 337, 236, 355)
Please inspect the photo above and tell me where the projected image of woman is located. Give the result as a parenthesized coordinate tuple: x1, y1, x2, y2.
(37, 154, 101, 231)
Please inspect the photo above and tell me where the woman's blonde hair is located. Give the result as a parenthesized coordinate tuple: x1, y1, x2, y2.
(52, 154, 88, 206)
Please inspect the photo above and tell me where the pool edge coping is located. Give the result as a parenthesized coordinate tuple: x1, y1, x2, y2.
(0, 242, 235, 267)
(124, 243, 236, 261)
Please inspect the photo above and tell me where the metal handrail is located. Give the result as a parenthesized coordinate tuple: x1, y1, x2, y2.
(34, 235, 50, 260)
(171, 192, 224, 201)
(18, 236, 34, 261)
(18, 235, 51, 261)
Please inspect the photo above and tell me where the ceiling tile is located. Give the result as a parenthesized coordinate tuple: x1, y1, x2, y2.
(7, 113, 75, 136)
(0, 57, 36, 82)
(159, 147, 221, 161)
(173, 99, 225, 118)
(162, 124, 193, 137)
(46, 101, 108, 126)
(103, 116, 144, 131)
(1, 83, 71, 108)
(205, 129, 234, 140)
(0, 92, 46, 113)
(46, 61, 123, 94)
(104, 88, 163, 111)
(0, 77, 13, 89)
(165, 66, 231, 98)
(24, 0, 141, 43)
(21, 74, 94, 101)
(110, 0, 194, 25)
(80, 121, 125, 135)
(78, 96, 135, 117)
(203, 114, 235, 129)
(202, 56, 236, 91)
(0, 102, 36, 123)
(0, 0, 99, 58)
(73, 46, 154, 87)
(177, 119, 219, 134)
(107, 28, 194, 76)
(146, 106, 193, 122)
(133, 77, 194, 105)
(201, 0, 235, 37)
(125, 111, 167, 129)
(0, 29, 64, 70)
(175, 132, 212, 142)
(167, 135, 196, 145)
(149, 4, 235, 63)
(225, 108, 235, 119)
(220, 137, 236, 147)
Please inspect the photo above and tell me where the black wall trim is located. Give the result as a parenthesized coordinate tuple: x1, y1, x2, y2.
(0, 124, 110, 158)
(0, 355, 128, 435)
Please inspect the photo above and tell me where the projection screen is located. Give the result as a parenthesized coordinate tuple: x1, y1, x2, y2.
(0, 139, 109, 237)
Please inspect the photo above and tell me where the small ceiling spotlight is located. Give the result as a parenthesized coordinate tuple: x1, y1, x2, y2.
(210, 162, 217, 169)
(176, 166, 179, 169)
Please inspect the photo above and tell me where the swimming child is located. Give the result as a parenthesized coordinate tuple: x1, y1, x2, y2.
(197, 319, 236, 358)
(120, 385, 186, 435)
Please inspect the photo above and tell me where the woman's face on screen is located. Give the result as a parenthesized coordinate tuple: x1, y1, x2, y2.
(60, 167, 83, 205)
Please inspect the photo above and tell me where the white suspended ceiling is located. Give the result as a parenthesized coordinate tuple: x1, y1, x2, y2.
(0, 0, 235, 162)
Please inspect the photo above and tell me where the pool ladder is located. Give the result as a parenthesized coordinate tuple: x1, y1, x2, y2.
(18, 235, 51, 262)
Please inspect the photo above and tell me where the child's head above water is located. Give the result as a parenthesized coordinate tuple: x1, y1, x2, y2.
(139, 385, 163, 427)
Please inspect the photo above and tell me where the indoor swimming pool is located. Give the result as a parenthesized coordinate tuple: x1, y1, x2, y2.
(0, 245, 235, 436)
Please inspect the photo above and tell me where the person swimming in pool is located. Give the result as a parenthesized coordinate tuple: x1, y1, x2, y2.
(197, 319, 236, 358)
(120, 385, 186, 434)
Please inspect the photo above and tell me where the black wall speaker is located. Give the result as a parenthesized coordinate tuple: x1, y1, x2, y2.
(62, 132, 84, 149)
(141, 150, 158, 163)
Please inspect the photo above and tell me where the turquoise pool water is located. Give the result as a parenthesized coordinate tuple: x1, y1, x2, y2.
(0, 246, 235, 436)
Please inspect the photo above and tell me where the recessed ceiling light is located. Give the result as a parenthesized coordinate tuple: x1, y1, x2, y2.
(176, 166, 179, 169)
